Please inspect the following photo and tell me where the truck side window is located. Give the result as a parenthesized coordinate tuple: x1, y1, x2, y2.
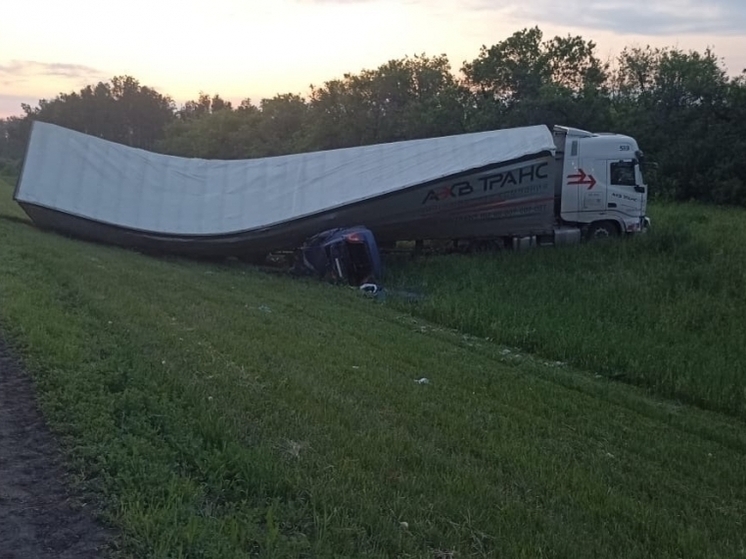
(610, 161, 636, 186)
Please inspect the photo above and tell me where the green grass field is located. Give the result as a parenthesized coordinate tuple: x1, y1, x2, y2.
(1, 177, 746, 558)
(387, 205, 746, 419)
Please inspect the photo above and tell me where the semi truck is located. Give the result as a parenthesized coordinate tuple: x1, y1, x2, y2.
(346, 125, 651, 252)
(14, 122, 649, 261)
(423, 124, 651, 250)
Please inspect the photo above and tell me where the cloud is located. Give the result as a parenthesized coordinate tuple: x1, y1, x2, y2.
(0, 60, 106, 87)
(293, 0, 746, 35)
(461, 0, 746, 36)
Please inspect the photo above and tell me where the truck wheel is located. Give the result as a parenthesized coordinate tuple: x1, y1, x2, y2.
(586, 221, 620, 240)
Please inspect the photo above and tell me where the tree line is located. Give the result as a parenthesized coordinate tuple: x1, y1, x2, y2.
(2, 27, 745, 206)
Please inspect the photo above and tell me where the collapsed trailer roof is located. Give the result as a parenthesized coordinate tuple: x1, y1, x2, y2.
(15, 122, 554, 255)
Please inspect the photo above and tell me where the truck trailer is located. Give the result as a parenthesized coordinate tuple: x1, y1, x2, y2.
(14, 121, 649, 258)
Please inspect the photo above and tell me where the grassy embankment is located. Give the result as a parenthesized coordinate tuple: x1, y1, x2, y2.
(386, 204, 746, 418)
(1, 177, 745, 558)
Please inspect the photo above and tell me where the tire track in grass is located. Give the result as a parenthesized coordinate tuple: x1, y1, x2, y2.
(0, 336, 113, 558)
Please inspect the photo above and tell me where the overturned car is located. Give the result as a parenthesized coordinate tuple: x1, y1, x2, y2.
(291, 226, 382, 286)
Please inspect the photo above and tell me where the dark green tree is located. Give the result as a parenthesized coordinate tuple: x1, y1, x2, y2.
(307, 54, 467, 150)
(462, 27, 610, 131)
(178, 92, 233, 120)
(0, 116, 31, 170)
(17, 75, 175, 151)
(610, 46, 738, 203)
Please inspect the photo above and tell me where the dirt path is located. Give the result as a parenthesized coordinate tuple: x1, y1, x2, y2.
(0, 337, 112, 558)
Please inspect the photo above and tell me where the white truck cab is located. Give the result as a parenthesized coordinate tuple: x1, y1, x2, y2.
(553, 126, 650, 239)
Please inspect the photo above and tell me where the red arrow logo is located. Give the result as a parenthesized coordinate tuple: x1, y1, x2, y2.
(567, 169, 597, 190)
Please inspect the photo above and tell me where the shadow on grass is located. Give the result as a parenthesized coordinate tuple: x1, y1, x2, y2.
(0, 213, 33, 226)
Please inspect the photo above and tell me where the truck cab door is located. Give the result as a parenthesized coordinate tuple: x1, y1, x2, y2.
(607, 160, 644, 217)
(578, 158, 606, 211)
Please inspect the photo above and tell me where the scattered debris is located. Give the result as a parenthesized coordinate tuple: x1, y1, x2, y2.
(543, 360, 567, 368)
(359, 282, 389, 301)
(279, 439, 308, 460)
(258, 305, 272, 313)
(359, 283, 381, 295)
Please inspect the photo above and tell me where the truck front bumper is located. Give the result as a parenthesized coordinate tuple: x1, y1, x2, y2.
(624, 216, 651, 234)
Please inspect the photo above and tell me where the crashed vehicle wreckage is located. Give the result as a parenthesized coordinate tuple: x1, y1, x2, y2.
(14, 122, 650, 286)
(291, 226, 382, 286)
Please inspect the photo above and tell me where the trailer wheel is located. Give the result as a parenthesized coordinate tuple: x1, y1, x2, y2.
(467, 239, 500, 253)
(587, 221, 620, 240)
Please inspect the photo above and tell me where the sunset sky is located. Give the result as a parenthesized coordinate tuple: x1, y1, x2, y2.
(2, 0, 745, 118)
